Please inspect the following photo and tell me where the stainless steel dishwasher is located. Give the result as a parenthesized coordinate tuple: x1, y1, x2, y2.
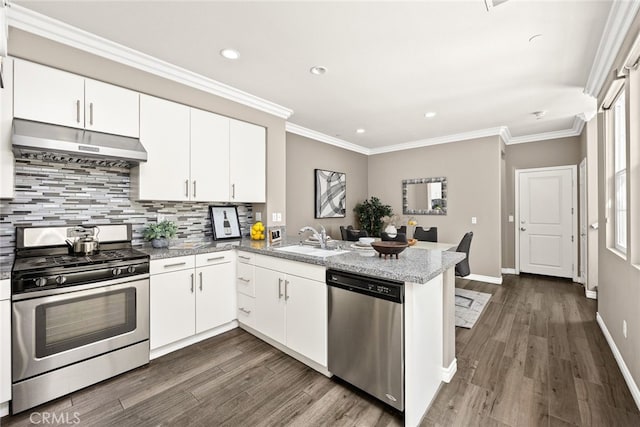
(327, 269, 404, 411)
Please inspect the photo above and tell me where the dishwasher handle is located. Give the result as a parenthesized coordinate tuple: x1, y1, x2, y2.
(326, 269, 403, 303)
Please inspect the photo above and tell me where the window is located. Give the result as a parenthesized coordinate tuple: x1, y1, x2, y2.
(613, 91, 627, 253)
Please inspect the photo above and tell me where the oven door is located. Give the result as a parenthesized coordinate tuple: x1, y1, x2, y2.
(12, 278, 149, 382)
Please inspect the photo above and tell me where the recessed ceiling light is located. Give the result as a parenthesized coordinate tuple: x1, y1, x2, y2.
(533, 110, 547, 120)
(424, 112, 437, 118)
(356, 128, 365, 134)
(310, 66, 328, 75)
(529, 34, 543, 43)
(220, 48, 240, 60)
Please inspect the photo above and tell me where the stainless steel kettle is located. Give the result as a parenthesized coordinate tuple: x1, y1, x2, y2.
(66, 226, 100, 255)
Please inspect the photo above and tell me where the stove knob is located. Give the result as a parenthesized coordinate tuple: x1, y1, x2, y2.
(55, 276, 67, 285)
(112, 268, 122, 276)
(127, 266, 136, 274)
(35, 277, 47, 287)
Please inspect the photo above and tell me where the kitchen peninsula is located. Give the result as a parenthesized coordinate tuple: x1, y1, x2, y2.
(141, 237, 464, 427)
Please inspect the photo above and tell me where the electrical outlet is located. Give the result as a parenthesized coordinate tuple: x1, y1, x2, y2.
(255, 212, 262, 222)
(157, 214, 165, 223)
(508, 215, 514, 223)
(471, 217, 477, 224)
(276, 212, 282, 222)
(623, 320, 628, 338)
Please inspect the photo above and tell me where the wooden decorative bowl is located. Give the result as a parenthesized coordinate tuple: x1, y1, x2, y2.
(407, 238, 417, 246)
(370, 241, 409, 259)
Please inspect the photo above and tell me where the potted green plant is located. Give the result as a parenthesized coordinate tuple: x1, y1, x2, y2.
(143, 220, 178, 248)
(354, 196, 393, 237)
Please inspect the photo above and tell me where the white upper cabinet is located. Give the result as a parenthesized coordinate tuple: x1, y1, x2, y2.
(0, 58, 14, 199)
(14, 60, 85, 129)
(229, 119, 266, 203)
(135, 94, 191, 201)
(13, 60, 139, 137)
(190, 108, 230, 202)
(84, 79, 139, 137)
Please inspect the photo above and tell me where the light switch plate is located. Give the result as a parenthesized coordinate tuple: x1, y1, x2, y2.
(272, 213, 277, 222)
(508, 215, 514, 223)
(471, 217, 477, 224)
(276, 212, 282, 222)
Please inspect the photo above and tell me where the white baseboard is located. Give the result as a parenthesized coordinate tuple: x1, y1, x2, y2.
(585, 289, 598, 299)
(1, 401, 8, 417)
(441, 358, 457, 383)
(465, 274, 503, 285)
(596, 313, 640, 410)
(501, 268, 517, 275)
(150, 320, 238, 360)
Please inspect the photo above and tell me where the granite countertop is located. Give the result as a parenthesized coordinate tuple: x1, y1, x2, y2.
(140, 236, 464, 284)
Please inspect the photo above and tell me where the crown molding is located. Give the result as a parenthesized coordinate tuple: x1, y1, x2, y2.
(584, 0, 640, 98)
(6, 4, 293, 119)
(368, 126, 508, 155)
(285, 123, 370, 155)
(506, 115, 586, 145)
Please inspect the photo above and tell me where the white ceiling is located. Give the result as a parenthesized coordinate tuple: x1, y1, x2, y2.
(14, 0, 613, 149)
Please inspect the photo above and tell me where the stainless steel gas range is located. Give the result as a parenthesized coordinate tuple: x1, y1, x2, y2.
(10, 224, 150, 414)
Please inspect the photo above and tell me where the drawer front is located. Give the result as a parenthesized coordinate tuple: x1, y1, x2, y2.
(236, 251, 255, 265)
(195, 251, 233, 267)
(236, 293, 256, 328)
(236, 262, 255, 297)
(254, 254, 325, 282)
(150, 255, 195, 275)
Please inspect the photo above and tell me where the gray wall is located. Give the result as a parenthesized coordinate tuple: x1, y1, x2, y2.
(502, 136, 582, 269)
(368, 136, 502, 279)
(596, 10, 640, 392)
(286, 133, 368, 240)
(8, 28, 287, 227)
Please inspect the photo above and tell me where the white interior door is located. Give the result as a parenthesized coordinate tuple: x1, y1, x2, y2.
(518, 167, 575, 278)
(579, 159, 587, 284)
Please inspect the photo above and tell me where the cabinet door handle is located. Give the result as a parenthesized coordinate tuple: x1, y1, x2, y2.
(193, 180, 197, 198)
(89, 102, 94, 125)
(239, 307, 251, 315)
(199, 271, 203, 291)
(164, 262, 186, 268)
(207, 256, 225, 262)
(238, 277, 250, 283)
(190, 273, 194, 293)
(285, 280, 290, 300)
(76, 100, 81, 123)
(278, 278, 283, 299)
(185, 180, 189, 198)
(231, 183, 235, 199)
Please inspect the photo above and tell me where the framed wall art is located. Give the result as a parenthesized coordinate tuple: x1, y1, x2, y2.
(209, 205, 241, 240)
(315, 169, 346, 218)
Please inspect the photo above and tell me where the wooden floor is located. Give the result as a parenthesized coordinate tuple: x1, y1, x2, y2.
(2, 274, 639, 426)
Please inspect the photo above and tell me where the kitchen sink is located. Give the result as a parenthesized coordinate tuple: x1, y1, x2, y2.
(274, 245, 349, 258)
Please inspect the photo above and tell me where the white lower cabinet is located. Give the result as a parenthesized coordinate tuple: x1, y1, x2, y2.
(150, 252, 235, 352)
(237, 252, 327, 367)
(1, 279, 11, 415)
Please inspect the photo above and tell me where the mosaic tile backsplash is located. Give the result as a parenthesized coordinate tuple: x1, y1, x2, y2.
(0, 158, 253, 266)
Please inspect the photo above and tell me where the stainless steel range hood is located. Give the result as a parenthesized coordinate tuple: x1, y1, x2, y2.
(12, 119, 148, 165)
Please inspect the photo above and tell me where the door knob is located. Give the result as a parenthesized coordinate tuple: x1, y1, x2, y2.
(520, 227, 526, 231)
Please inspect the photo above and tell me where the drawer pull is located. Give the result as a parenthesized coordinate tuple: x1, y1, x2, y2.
(207, 256, 225, 262)
(238, 277, 250, 283)
(239, 307, 251, 315)
(238, 255, 251, 260)
(163, 262, 187, 268)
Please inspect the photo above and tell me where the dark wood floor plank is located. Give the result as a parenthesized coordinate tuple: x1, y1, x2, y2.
(549, 356, 581, 425)
(524, 335, 549, 394)
(471, 339, 507, 391)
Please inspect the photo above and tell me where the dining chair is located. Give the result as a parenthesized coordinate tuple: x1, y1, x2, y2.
(340, 225, 368, 241)
(454, 231, 473, 277)
(413, 226, 438, 242)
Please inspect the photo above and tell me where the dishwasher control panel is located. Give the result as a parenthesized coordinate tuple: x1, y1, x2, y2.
(326, 270, 403, 303)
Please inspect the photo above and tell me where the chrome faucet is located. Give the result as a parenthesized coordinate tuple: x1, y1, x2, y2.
(299, 225, 327, 249)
